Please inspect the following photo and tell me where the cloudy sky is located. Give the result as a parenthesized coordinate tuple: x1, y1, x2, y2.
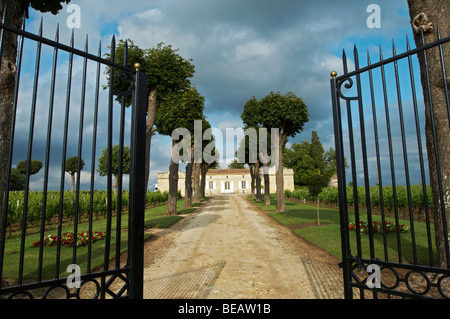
(16, 0, 421, 191)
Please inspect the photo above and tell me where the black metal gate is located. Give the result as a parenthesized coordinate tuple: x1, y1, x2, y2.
(331, 30, 450, 299)
(0, 10, 147, 299)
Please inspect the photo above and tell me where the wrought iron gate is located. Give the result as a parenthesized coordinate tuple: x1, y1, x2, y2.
(0, 9, 147, 299)
(331, 29, 450, 299)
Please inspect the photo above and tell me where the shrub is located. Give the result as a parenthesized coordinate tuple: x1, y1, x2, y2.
(349, 221, 410, 235)
(32, 231, 106, 248)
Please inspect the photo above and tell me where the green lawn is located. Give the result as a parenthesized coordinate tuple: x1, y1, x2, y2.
(249, 195, 437, 266)
(1, 198, 203, 283)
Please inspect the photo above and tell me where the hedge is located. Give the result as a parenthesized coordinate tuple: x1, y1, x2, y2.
(285, 184, 434, 213)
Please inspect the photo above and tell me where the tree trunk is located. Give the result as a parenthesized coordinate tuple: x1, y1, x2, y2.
(200, 163, 208, 199)
(0, 0, 27, 251)
(166, 140, 179, 216)
(249, 164, 255, 198)
(317, 198, 320, 226)
(255, 159, 262, 201)
(192, 162, 201, 203)
(184, 161, 193, 208)
(70, 174, 75, 193)
(263, 162, 270, 206)
(276, 132, 286, 212)
(407, 0, 450, 268)
(144, 86, 157, 192)
(113, 174, 118, 195)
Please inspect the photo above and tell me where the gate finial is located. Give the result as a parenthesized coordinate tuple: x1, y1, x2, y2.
(330, 71, 337, 78)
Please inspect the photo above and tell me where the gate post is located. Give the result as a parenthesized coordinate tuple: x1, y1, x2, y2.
(128, 65, 147, 299)
(330, 71, 352, 299)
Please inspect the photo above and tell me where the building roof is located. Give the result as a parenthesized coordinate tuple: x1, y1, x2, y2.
(206, 169, 250, 175)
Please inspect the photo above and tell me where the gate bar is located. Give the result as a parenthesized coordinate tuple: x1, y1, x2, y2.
(128, 65, 147, 299)
(331, 72, 353, 299)
(420, 29, 450, 268)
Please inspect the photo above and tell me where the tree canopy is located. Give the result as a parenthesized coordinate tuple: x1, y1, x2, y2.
(25, 0, 71, 16)
(105, 40, 195, 108)
(97, 145, 131, 177)
(65, 156, 84, 176)
(257, 91, 309, 140)
(16, 159, 43, 176)
(155, 86, 205, 137)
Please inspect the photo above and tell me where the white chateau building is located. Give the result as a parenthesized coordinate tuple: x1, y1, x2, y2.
(157, 167, 295, 197)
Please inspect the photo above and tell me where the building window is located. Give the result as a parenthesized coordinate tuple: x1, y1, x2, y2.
(209, 182, 214, 190)
(241, 181, 246, 189)
(226, 176, 228, 179)
(225, 181, 230, 190)
(210, 176, 212, 179)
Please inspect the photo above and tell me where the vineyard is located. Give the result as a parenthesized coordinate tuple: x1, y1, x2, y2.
(3, 190, 176, 236)
(285, 184, 434, 221)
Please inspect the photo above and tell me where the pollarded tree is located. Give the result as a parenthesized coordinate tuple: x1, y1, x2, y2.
(65, 156, 84, 193)
(257, 91, 309, 212)
(97, 145, 131, 195)
(105, 40, 196, 193)
(13, 159, 43, 192)
(155, 87, 205, 216)
(16, 159, 43, 176)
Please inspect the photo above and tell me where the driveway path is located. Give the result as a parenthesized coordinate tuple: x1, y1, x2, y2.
(142, 195, 343, 299)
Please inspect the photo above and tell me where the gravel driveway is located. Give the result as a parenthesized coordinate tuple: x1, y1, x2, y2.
(142, 195, 344, 299)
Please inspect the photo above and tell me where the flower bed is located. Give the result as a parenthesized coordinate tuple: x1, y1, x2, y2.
(32, 231, 106, 248)
(348, 221, 409, 235)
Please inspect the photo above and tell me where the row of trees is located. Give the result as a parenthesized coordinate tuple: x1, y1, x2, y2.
(108, 40, 220, 216)
(8, 144, 129, 194)
(240, 92, 309, 212)
(233, 108, 335, 212)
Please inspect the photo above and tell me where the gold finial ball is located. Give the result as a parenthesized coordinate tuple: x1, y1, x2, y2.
(134, 63, 141, 71)
(330, 71, 337, 78)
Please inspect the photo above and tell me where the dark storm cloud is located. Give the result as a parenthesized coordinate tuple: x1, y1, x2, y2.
(116, 0, 410, 123)
(24, 0, 414, 187)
